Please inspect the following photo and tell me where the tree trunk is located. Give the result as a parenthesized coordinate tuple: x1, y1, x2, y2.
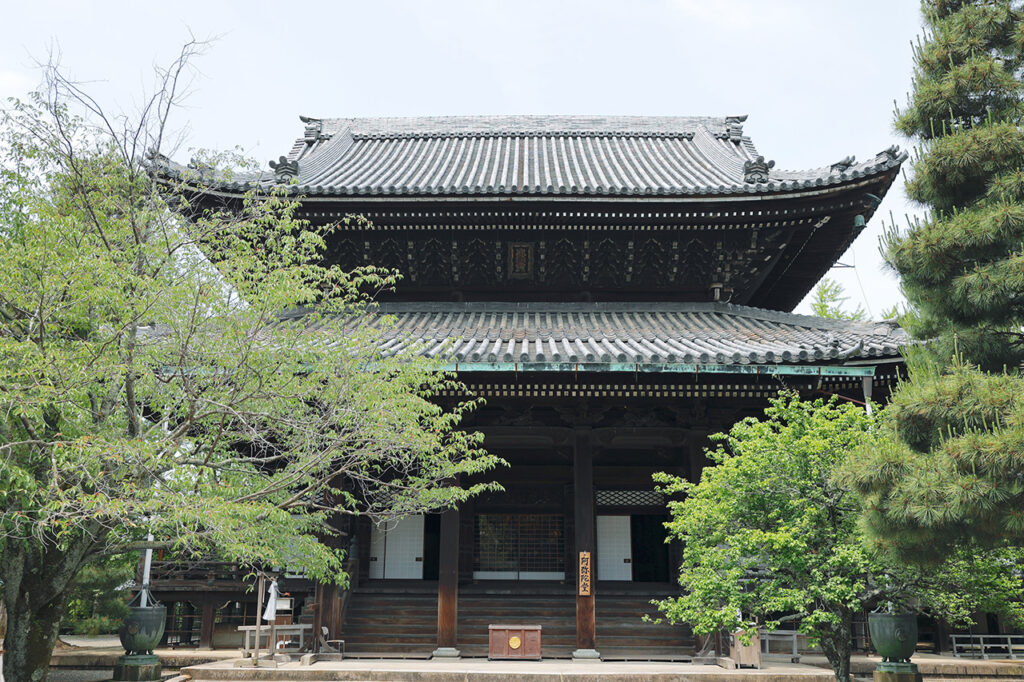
(817, 611, 853, 682)
(2, 533, 102, 682)
(3, 587, 65, 682)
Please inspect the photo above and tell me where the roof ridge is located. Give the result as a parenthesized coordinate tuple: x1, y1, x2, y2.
(349, 130, 700, 140)
(317, 114, 736, 137)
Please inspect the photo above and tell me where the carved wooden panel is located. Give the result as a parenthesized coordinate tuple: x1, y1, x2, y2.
(590, 237, 624, 287)
(546, 238, 580, 287)
(321, 227, 794, 298)
(461, 237, 493, 286)
(419, 237, 450, 285)
(636, 237, 669, 287)
(369, 237, 406, 276)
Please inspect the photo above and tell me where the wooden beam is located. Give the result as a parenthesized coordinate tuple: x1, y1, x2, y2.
(573, 427, 599, 659)
(434, 506, 461, 657)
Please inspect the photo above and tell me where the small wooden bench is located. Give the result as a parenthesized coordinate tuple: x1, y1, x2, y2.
(237, 624, 312, 655)
(760, 630, 809, 663)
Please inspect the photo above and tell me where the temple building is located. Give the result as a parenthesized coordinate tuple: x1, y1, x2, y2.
(150, 115, 907, 659)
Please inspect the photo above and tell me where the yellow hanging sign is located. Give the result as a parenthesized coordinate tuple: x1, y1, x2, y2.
(579, 551, 592, 596)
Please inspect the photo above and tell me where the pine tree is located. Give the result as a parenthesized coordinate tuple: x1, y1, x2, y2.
(850, 0, 1024, 558)
(809, 277, 867, 320)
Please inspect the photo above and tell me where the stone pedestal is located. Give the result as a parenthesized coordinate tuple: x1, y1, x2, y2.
(874, 661, 923, 682)
(111, 654, 161, 681)
(572, 648, 601, 661)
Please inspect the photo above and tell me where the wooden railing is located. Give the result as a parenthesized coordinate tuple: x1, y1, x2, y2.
(149, 560, 253, 585)
(951, 634, 1024, 660)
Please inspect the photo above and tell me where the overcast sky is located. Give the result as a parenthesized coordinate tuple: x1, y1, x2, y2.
(1, 0, 925, 318)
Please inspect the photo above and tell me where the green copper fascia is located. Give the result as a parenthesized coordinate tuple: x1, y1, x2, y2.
(442, 362, 876, 377)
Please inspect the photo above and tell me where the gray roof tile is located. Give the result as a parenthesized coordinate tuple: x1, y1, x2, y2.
(268, 115, 904, 198)
(161, 115, 906, 199)
(290, 302, 906, 366)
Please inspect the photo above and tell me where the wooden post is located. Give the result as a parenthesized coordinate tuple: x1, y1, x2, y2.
(199, 598, 215, 650)
(573, 427, 599, 659)
(311, 583, 323, 652)
(253, 575, 265, 667)
(434, 507, 461, 658)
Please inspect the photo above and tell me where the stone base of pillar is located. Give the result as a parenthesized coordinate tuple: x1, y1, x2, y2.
(232, 657, 278, 668)
(572, 648, 601, 661)
(111, 654, 161, 681)
(432, 647, 461, 658)
(874, 661, 922, 682)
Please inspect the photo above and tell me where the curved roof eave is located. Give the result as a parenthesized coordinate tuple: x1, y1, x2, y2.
(183, 167, 901, 204)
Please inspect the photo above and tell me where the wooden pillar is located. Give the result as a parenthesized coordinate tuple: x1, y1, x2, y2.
(162, 601, 175, 646)
(182, 601, 196, 645)
(933, 618, 948, 654)
(433, 506, 461, 658)
(199, 598, 215, 650)
(573, 427, 599, 659)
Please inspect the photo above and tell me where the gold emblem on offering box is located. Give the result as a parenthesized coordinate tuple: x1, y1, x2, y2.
(508, 635, 522, 649)
(578, 551, 591, 596)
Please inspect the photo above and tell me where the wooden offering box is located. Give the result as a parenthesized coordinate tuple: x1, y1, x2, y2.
(488, 624, 542, 660)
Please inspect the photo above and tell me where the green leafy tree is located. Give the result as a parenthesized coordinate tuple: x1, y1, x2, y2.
(852, 0, 1024, 557)
(654, 394, 1024, 682)
(62, 555, 134, 635)
(809, 277, 866, 320)
(0, 51, 501, 681)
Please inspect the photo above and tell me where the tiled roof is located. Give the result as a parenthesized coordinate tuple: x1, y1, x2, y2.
(291, 302, 906, 367)
(173, 115, 905, 198)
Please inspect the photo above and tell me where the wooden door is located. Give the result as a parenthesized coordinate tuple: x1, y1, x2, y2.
(596, 515, 632, 581)
(368, 516, 425, 579)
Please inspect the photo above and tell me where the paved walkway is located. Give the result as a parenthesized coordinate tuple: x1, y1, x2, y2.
(50, 637, 1024, 681)
(186, 657, 832, 681)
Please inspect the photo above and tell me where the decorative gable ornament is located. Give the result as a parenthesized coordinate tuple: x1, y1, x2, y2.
(269, 156, 299, 183)
(725, 114, 748, 142)
(877, 145, 901, 161)
(300, 115, 324, 143)
(830, 156, 856, 174)
(743, 156, 774, 184)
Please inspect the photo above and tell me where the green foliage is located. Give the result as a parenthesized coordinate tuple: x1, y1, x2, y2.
(886, 0, 1024, 357)
(809, 278, 866, 320)
(656, 394, 1024, 682)
(850, 362, 1024, 557)
(0, 55, 502, 680)
(860, 0, 1024, 556)
(63, 556, 133, 635)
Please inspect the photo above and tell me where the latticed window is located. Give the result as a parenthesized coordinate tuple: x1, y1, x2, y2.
(474, 514, 564, 578)
(595, 489, 666, 507)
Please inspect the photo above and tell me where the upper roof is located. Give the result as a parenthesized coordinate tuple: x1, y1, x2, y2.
(289, 301, 906, 369)
(185, 115, 905, 198)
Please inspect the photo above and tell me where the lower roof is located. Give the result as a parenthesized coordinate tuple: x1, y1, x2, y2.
(289, 302, 905, 375)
